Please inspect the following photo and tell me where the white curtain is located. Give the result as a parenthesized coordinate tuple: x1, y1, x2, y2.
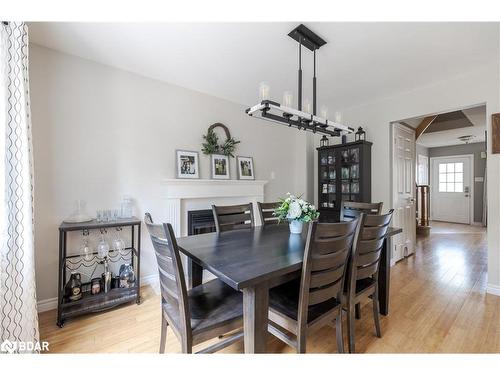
(0, 22, 39, 353)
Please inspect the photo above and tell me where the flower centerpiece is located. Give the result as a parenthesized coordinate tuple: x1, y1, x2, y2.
(274, 193, 320, 234)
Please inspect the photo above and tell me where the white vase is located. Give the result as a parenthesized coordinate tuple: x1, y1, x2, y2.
(289, 220, 303, 234)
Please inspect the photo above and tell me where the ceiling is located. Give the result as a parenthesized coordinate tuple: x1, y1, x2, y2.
(28, 22, 499, 110)
(406, 105, 486, 148)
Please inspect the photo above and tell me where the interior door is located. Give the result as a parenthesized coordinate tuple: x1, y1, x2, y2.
(392, 123, 416, 263)
(430, 156, 471, 224)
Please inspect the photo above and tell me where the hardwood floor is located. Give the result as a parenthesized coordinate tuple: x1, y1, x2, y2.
(39, 222, 500, 353)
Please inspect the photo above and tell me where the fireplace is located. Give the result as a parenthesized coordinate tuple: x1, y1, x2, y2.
(188, 209, 216, 235)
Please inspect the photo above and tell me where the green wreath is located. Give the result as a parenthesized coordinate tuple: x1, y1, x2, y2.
(201, 123, 240, 158)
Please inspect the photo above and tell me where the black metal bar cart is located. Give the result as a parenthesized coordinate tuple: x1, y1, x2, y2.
(57, 217, 141, 327)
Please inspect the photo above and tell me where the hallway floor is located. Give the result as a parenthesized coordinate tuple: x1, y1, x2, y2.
(39, 221, 499, 353)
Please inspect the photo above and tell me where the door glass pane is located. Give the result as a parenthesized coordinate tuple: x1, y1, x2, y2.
(455, 173, 463, 183)
(439, 164, 446, 173)
(447, 173, 455, 182)
(447, 183, 455, 192)
(439, 173, 447, 183)
(446, 163, 455, 173)
(439, 183, 446, 192)
(455, 163, 463, 172)
(455, 183, 463, 192)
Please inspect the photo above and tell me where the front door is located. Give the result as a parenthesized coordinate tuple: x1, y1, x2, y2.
(392, 123, 416, 263)
(430, 156, 472, 224)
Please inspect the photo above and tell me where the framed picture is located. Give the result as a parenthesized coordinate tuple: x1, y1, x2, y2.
(211, 154, 230, 179)
(176, 150, 199, 179)
(237, 156, 255, 180)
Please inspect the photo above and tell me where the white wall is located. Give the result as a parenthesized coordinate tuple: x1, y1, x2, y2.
(30, 45, 304, 302)
(313, 61, 500, 292)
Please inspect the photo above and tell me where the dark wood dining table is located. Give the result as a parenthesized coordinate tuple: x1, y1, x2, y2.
(176, 224, 402, 353)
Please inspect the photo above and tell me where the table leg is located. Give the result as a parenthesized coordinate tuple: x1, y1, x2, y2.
(242, 282, 269, 354)
(378, 236, 392, 316)
(188, 258, 203, 289)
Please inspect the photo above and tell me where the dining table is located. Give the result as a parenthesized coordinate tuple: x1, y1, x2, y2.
(176, 223, 402, 353)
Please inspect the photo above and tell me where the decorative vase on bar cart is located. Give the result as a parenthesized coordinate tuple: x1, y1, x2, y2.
(273, 193, 320, 235)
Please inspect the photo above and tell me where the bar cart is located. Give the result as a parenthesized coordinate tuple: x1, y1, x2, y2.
(57, 217, 141, 327)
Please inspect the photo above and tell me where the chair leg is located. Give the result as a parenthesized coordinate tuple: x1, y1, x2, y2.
(159, 314, 168, 354)
(355, 303, 361, 320)
(297, 332, 307, 354)
(335, 311, 344, 354)
(347, 304, 356, 353)
(181, 338, 193, 354)
(372, 287, 382, 338)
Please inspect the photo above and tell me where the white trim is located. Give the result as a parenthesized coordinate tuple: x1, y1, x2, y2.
(37, 297, 58, 313)
(36, 274, 160, 313)
(429, 154, 474, 225)
(486, 283, 500, 296)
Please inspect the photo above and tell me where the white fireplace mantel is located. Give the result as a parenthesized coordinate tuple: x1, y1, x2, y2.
(162, 179, 268, 236)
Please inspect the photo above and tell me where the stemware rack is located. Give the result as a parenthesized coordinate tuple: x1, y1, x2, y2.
(57, 217, 141, 327)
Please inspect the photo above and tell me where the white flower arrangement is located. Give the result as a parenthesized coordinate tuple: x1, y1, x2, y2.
(274, 193, 319, 223)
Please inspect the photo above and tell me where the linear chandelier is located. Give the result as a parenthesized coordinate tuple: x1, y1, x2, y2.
(246, 24, 354, 137)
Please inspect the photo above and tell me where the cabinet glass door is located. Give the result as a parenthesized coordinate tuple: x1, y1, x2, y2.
(340, 146, 361, 202)
(319, 150, 337, 209)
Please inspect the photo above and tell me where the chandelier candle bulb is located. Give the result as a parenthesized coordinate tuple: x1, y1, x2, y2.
(304, 99, 312, 114)
(335, 111, 342, 123)
(283, 91, 293, 108)
(259, 82, 270, 101)
(320, 106, 328, 120)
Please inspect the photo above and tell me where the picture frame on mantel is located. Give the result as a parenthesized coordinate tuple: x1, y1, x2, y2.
(176, 150, 200, 179)
(237, 156, 255, 180)
(211, 154, 230, 179)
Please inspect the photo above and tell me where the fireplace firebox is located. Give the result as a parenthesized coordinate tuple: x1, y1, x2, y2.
(188, 209, 216, 236)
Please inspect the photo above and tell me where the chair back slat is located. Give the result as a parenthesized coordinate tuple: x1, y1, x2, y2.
(357, 237, 385, 254)
(144, 213, 191, 337)
(309, 265, 344, 289)
(341, 201, 383, 222)
(356, 262, 379, 280)
(212, 203, 254, 233)
(298, 219, 361, 320)
(357, 250, 382, 267)
(257, 202, 280, 226)
(313, 235, 352, 255)
(308, 282, 343, 305)
(311, 248, 350, 271)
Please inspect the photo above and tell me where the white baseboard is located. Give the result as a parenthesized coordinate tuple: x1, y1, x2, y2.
(486, 283, 500, 296)
(37, 297, 58, 313)
(37, 273, 160, 313)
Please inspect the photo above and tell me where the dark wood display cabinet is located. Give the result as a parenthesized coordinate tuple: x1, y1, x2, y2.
(57, 217, 141, 327)
(317, 140, 372, 222)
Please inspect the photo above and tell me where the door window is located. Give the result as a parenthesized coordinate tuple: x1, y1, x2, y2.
(438, 162, 463, 192)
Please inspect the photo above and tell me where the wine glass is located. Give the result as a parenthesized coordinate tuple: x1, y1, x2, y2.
(97, 233, 110, 260)
(112, 229, 126, 257)
(80, 238, 93, 262)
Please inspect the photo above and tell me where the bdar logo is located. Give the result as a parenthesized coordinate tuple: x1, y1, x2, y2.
(0, 339, 17, 353)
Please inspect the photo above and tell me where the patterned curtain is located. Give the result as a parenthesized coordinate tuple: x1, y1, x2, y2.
(0, 22, 39, 353)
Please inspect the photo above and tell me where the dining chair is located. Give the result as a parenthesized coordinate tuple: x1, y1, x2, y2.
(212, 203, 254, 233)
(343, 209, 394, 353)
(267, 218, 362, 353)
(144, 213, 244, 353)
(340, 201, 383, 221)
(340, 201, 384, 319)
(256, 202, 280, 227)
